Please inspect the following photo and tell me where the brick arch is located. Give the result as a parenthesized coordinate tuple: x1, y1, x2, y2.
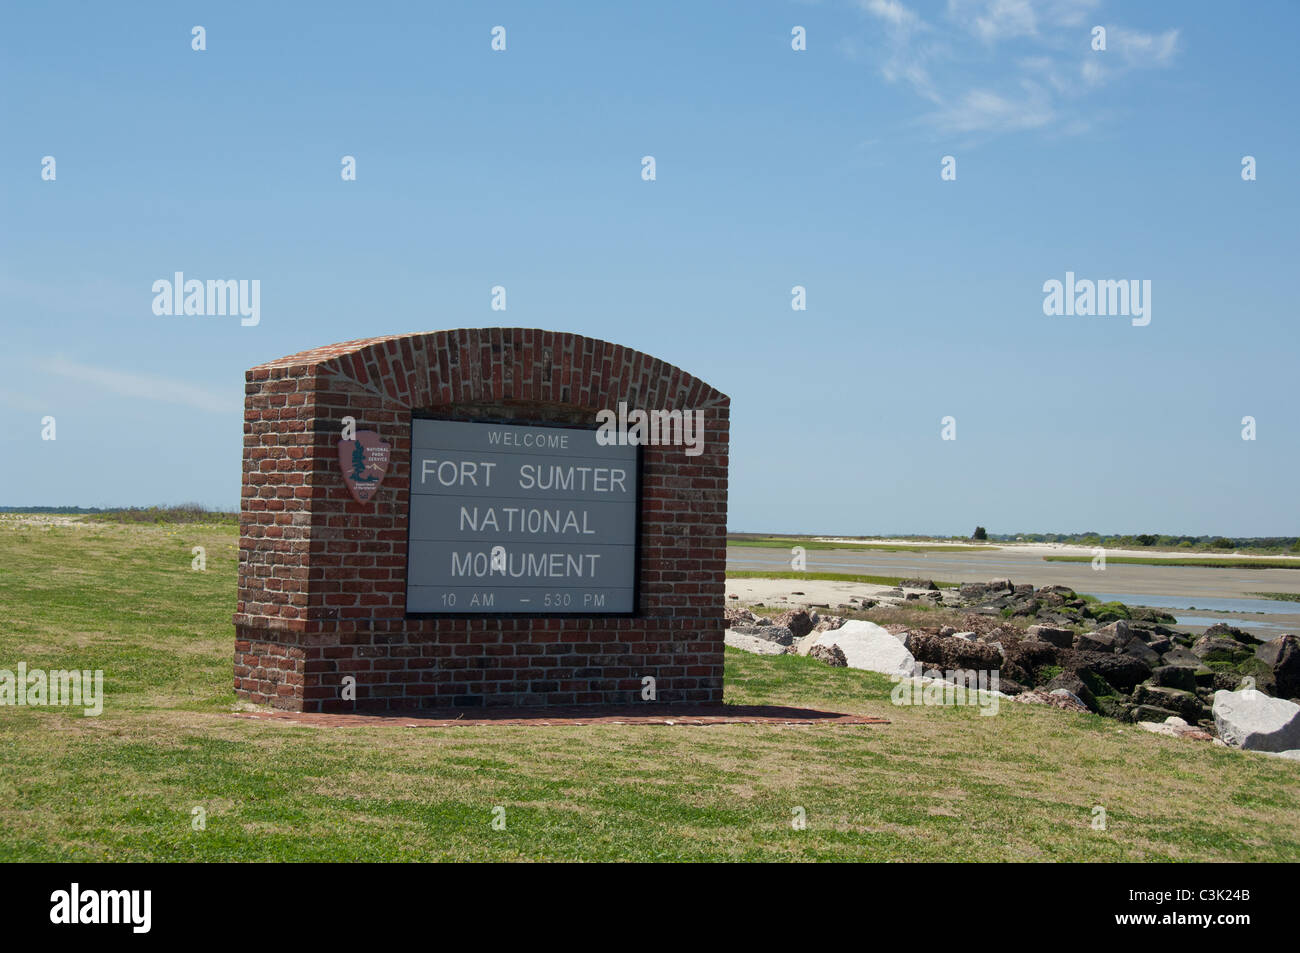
(235, 328, 731, 712)
(254, 328, 729, 412)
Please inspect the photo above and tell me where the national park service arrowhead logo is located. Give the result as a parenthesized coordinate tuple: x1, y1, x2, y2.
(338, 431, 391, 504)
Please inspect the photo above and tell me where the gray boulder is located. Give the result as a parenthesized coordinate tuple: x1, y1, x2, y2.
(1038, 585, 1076, 597)
(1075, 631, 1116, 653)
(1150, 665, 1198, 692)
(769, 610, 816, 640)
(1006, 597, 1041, 617)
(1013, 690, 1089, 714)
(1132, 704, 1180, 723)
(1203, 622, 1261, 645)
(1082, 653, 1152, 692)
(1097, 696, 1135, 721)
(1050, 688, 1089, 710)
(1256, 634, 1300, 699)
(1099, 619, 1134, 646)
(1026, 625, 1074, 648)
(1145, 636, 1173, 656)
(1134, 717, 1215, 742)
(1162, 646, 1201, 668)
(1046, 672, 1097, 712)
(808, 643, 848, 667)
(907, 632, 1000, 671)
(730, 625, 795, 646)
(960, 579, 1013, 602)
(1192, 634, 1252, 664)
(1212, 690, 1300, 752)
(812, 615, 846, 634)
(1134, 685, 1204, 722)
(1122, 639, 1162, 666)
(725, 606, 759, 627)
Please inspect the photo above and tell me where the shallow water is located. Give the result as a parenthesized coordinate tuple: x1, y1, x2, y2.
(1174, 615, 1291, 632)
(1084, 592, 1297, 615)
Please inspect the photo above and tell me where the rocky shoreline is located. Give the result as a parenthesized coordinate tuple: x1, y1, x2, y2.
(725, 577, 1300, 758)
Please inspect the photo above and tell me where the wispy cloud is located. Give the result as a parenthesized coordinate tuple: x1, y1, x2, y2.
(855, 0, 944, 104)
(853, 0, 1180, 140)
(860, 0, 923, 30)
(926, 86, 1056, 135)
(946, 0, 1102, 40)
(38, 357, 234, 414)
(1107, 25, 1180, 69)
(950, 0, 1043, 42)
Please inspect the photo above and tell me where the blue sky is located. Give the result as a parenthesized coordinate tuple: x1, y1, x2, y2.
(2, 0, 1296, 536)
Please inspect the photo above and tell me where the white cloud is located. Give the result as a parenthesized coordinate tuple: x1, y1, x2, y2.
(851, 0, 1178, 140)
(38, 357, 234, 415)
(860, 0, 923, 31)
(972, 0, 1040, 41)
(1110, 26, 1180, 68)
(924, 86, 1056, 134)
(1080, 26, 1180, 88)
(858, 0, 945, 103)
(947, 0, 1100, 37)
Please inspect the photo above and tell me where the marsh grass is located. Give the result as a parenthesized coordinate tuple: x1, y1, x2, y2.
(85, 505, 239, 527)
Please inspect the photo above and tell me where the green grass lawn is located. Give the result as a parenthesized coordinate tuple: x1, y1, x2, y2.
(1, 519, 1298, 861)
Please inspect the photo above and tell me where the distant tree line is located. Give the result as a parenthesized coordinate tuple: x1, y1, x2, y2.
(977, 531, 1300, 553)
(0, 506, 110, 513)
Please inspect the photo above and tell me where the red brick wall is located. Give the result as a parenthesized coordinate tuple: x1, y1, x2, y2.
(234, 329, 730, 712)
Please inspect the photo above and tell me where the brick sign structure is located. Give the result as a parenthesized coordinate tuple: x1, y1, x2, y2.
(234, 329, 729, 712)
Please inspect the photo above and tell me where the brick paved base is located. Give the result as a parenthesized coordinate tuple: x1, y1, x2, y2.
(231, 704, 889, 729)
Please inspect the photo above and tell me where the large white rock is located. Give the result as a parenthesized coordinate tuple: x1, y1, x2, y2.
(1212, 690, 1300, 752)
(812, 620, 915, 676)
